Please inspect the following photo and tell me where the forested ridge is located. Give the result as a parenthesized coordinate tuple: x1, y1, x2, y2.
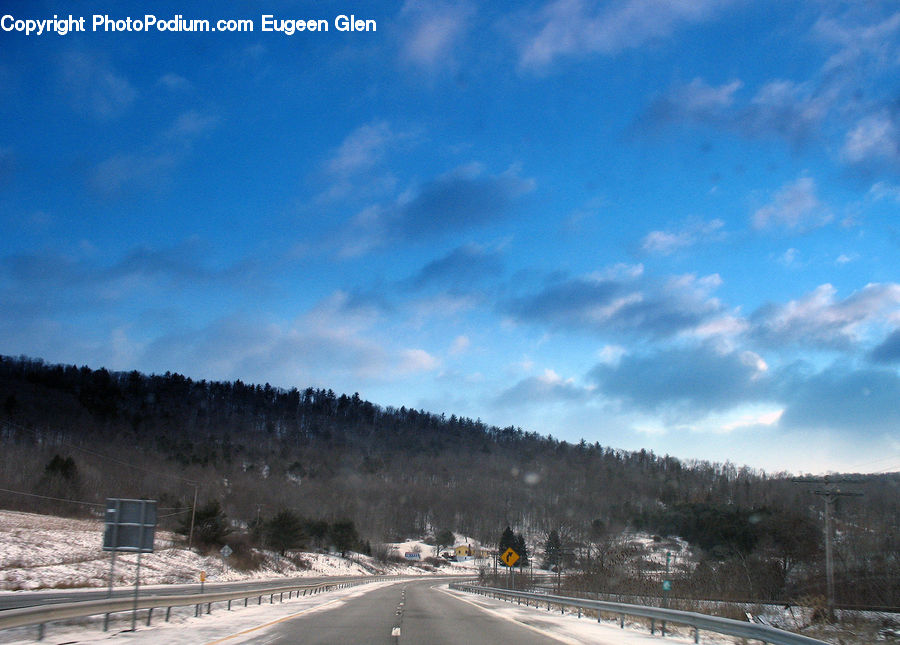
(1, 355, 898, 606)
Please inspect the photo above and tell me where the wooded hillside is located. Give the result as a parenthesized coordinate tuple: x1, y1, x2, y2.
(2, 355, 897, 606)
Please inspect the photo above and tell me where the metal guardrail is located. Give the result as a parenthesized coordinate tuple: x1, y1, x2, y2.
(0, 576, 394, 641)
(451, 583, 829, 645)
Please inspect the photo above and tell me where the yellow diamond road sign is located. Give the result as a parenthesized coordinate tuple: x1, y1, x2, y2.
(501, 547, 519, 567)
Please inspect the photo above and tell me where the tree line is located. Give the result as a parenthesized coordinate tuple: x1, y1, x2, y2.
(1, 355, 897, 607)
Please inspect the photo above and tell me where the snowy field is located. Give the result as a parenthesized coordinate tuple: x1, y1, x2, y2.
(0, 510, 475, 592)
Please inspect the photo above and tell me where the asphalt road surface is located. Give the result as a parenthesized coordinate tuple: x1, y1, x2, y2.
(232, 579, 571, 645)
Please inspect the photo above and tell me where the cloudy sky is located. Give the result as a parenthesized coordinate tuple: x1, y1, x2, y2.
(3, 1, 900, 475)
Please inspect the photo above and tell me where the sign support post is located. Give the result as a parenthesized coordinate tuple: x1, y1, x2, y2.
(103, 498, 157, 632)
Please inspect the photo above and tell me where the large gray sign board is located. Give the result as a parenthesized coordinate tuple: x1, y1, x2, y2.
(103, 498, 157, 553)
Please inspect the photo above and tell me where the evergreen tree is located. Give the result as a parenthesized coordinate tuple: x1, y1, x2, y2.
(543, 529, 561, 570)
(181, 500, 229, 548)
(265, 509, 306, 556)
(498, 526, 516, 556)
(329, 519, 359, 557)
(514, 532, 528, 566)
(435, 529, 455, 554)
(305, 519, 329, 549)
(498, 526, 527, 567)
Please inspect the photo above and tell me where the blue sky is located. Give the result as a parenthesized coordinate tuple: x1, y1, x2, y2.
(3, 1, 900, 475)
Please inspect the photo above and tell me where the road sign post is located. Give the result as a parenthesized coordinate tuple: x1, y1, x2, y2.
(501, 548, 519, 590)
(102, 499, 157, 632)
(501, 548, 519, 567)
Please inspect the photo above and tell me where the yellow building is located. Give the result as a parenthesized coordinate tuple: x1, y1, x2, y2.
(454, 544, 472, 559)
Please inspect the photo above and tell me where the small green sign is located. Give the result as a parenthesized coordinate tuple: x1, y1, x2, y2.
(662, 580, 672, 591)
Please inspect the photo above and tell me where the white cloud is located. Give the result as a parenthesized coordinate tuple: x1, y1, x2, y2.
(641, 218, 724, 255)
(843, 112, 900, 165)
(510, 266, 724, 339)
(60, 51, 136, 119)
(689, 314, 749, 344)
(493, 367, 590, 408)
(449, 335, 470, 355)
(664, 78, 741, 118)
(597, 344, 626, 366)
(814, 12, 900, 73)
(780, 247, 800, 266)
(752, 176, 832, 231)
(718, 407, 783, 432)
(519, 0, 730, 70)
(326, 121, 395, 176)
(401, 0, 473, 68)
(869, 181, 900, 202)
(752, 282, 900, 349)
(398, 348, 440, 373)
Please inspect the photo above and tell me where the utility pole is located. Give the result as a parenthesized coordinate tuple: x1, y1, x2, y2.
(188, 483, 199, 550)
(793, 475, 863, 615)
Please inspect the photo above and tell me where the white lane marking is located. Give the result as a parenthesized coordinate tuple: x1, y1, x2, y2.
(391, 627, 401, 636)
(205, 580, 408, 645)
(435, 586, 580, 645)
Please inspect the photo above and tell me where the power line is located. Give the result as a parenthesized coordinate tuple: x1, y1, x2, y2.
(1, 419, 197, 486)
(0, 486, 185, 511)
(4, 420, 203, 549)
(0, 486, 105, 508)
(841, 454, 900, 473)
(793, 476, 864, 615)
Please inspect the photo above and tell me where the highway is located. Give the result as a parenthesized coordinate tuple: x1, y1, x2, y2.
(0, 577, 779, 644)
(232, 578, 560, 645)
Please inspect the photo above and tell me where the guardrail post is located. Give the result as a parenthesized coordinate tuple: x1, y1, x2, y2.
(37, 623, 45, 641)
(228, 599, 232, 610)
(651, 618, 656, 635)
(694, 626, 700, 643)
(206, 602, 211, 614)
(104, 612, 110, 631)
(620, 614, 624, 628)
(195, 603, 200, 617)
(166, 606, 172, 621)
(146, 607, 153, 626)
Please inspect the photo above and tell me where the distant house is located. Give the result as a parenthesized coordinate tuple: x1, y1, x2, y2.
(453, 544, 491, 561)
(454, 544, 472, 560)
(472, 546, 492, 559)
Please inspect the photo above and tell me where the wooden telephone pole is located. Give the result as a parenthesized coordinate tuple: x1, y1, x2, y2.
(793, 476, 863, 613)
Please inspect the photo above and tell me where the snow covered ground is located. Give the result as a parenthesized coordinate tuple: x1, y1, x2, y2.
(0, 577, 723, 645)
(1, 511, 890, 644)
(0, 510, 474, 592)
